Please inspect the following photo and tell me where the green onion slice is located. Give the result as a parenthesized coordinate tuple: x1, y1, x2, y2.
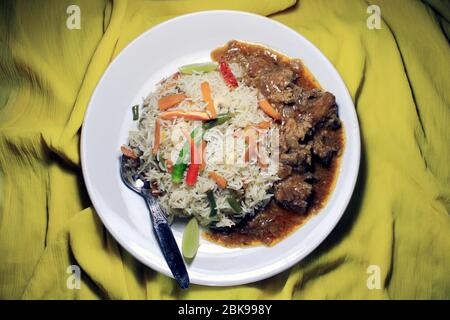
(132, 105, 139, 121)
(227, 197, 242, 213)
(206, 190, 217, 217)
(179, 62, 218, 75)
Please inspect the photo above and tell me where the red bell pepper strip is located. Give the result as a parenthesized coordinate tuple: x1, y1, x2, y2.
(185, 163, 200, 186)
(219, 60, 238, 88)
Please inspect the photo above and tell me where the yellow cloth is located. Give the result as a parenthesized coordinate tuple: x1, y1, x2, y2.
(0, 0, 449, 299)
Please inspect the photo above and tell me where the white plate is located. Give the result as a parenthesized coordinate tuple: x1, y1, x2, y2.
(81, 10, 360, 286)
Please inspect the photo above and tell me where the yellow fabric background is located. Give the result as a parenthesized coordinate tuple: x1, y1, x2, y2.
(0, 0, 449, 299)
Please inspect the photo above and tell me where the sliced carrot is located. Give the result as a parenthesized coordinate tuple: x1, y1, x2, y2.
(151, 119, 161, 155)
(258, 99, 281, 120)
(256, 121, 271, 129)
(208, 171, 227, 189)
(244, 121, 271, 132)
(199, 140, 207, 172)
(244, 148, 249, 163)
(158, 93, 187, 111)
(165, 159, 173, 173)
(121, 145, 138, 159)
(201, 81, 217, 119)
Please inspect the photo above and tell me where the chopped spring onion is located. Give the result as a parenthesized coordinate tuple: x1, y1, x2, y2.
(206, 190, 217, 217)
(182, 218, 199, 259)
(179, 62, 218, 75)
(202, 113, 233, 130)
(227, 197, 242, 214)
(132, 105, 139, 121)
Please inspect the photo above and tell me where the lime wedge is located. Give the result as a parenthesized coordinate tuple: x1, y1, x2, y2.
(179, 62, 218, 74)
(182, 218, 199, 259)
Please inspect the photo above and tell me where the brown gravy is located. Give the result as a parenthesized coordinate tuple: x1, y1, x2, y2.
(204, 41, 344, 247)
(204, 146, 343, 247)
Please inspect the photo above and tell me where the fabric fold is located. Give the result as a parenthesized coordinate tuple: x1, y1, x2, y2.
(0, 0, 448, 299)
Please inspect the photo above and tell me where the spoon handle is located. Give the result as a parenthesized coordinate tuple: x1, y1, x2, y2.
(143, 195, 190, 289)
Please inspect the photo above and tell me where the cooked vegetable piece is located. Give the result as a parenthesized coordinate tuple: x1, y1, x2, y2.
(208, 171, 227, 189)
(158, 93, 187, 111)
(201, 81, 217, 119)
(185, 131, 202, 186)
(171, 163, 187, 184)
(202, 113, 233, 130)
(179, 62, 218, 75)
(121, 145, 138, 159)
(256, 120, 271, 129)
(227, 197, 242, 213)
(159, 110, 210, 121)
(151, 119, 161, 155)
(171, 126, 201, 183)
(165, 159, 173, 173)
(159, 158, 167, 171)
(206, 190, 217, 217)
(185, 164, 200, 186)
(219, 60, 238, 88)
(151, 181, 161, 196)
(172, 145, 188, 183)
(132, 105, 139, 120)
(258, 99, 281, 120)
(199, 140, 207, 172)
